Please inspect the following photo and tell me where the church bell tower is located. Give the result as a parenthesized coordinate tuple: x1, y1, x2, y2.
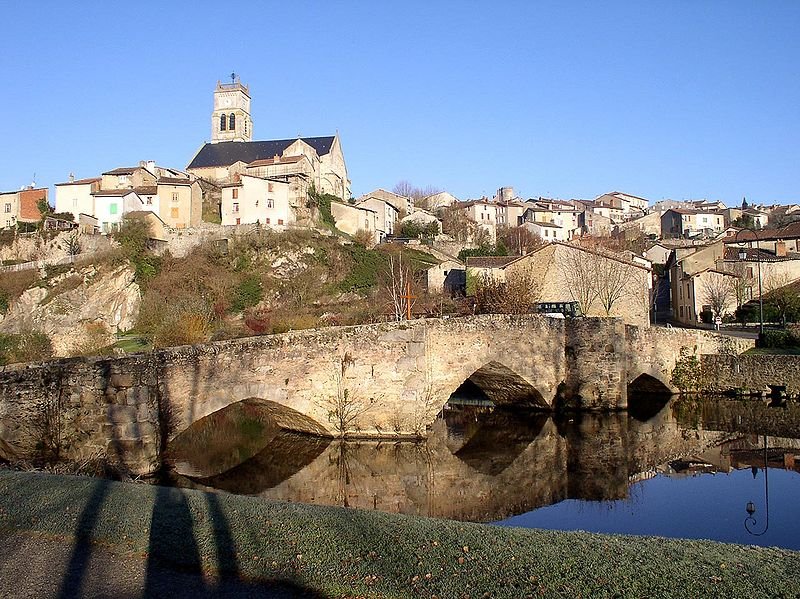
(211, 74, 253, 143)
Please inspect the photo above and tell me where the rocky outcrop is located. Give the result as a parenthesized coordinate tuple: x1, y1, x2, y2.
(0, 265, 140, 356)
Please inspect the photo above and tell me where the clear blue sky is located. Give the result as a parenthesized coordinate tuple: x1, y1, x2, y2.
(2, 1, 799, 204)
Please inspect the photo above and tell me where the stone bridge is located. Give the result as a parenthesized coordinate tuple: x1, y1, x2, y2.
(0, 315, 753, 474)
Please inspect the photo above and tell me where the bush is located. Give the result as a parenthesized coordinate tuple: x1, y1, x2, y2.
(231, 275, 264, 312)
(0, 331, 53, 365)
(761, 329, 800, 349)
(307, 187, 337, 229)
(397, 221, 439, 240)
(670, 347, 701, 393)
(458, 243, 509, 262)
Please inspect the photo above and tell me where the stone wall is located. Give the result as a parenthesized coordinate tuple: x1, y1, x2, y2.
(701, 354, 800, 397)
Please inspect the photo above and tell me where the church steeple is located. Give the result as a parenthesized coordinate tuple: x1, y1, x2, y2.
(211, 74, 253, 143)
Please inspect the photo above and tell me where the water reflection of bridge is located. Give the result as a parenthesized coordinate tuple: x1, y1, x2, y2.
(169, 398, 800, 523)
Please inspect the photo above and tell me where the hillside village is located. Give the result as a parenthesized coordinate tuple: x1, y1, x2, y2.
(2, 77, 800, 362)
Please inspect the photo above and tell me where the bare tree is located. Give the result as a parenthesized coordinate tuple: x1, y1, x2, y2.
(383, 252, 416, 321)
(557, 248, 597, 314)
(322, 352, 375, 436)
(392, 181, 441, 202)
(441, 206, 477, 243)
(594, 256, 636, 315)
(496, 225, 544, 255)
(700, 273, 735, 320)
(724, 261, 756, 312)
(474, 271, 539, 314)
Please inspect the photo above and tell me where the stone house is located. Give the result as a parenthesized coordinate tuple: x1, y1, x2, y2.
(522, 221, 566, 242)
(454, 200, 499, 244)
(465, 243, 652, 327)
(54, 176, 102, 223)
(419, 191, 459, 212)
(0, 186, 47, 229)
(615, 210, 662, 238)
(426, 259, 465, 296)
(357, 189, 413, 218)
(187, 79, 350, 202)
(661, 208, 725, 239)
(245, 154, 315, 211)
(356, 193, 401, 241)
(156, 177, 202, 229)
(496, 200, 527, 228)
(220, 174, 292, 227)
(330, 201, 379, 243)
(399, 209, 442, 234)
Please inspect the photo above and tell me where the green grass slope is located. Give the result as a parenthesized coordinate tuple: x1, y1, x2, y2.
(0, 471, 797, 598)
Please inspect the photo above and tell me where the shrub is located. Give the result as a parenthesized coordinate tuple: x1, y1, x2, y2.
(353, 229, 375, 248)
(670, 347, 701, 393)
(761, 329, 800, 349)
(231, 275, 264, 312)
(0, 330, 53, 365)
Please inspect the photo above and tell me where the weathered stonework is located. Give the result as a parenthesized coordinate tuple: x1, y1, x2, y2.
(0, 315, 754, 475)
(700, 354, 800, 397)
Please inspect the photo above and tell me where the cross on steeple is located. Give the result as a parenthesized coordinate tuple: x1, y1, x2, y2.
(230, 72, 237, 84)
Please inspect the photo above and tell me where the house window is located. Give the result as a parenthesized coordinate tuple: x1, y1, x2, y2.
(267, 199, 273, 208)
(233, 202, 239, 213)
(236, 217, 240, 225)
(278, 219, 284, 225)
(255, 200, 259, 207)
(229, 113, 235, 130)
(679, 306, 684, 317)
(220, 114, 227, 131)
(172, 192, 179, 202)
(72, 198, 78, 207)
(232, 188, 238, 199)
(109, 203, 118, 215)
(146, 197, 152, 205)
(3, 203, 9, 213)
(171, 207, 179, 219)
(266, 218, 270, 224)
(268, 183, 274, 192)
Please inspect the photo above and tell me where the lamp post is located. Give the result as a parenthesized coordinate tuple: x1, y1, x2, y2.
(734, 227, 764, 343)
(744, 434, 770, 536)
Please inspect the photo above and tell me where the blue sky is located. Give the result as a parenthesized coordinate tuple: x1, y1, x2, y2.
(2, 1, 799, 204)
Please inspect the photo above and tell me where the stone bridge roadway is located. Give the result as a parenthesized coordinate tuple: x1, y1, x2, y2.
(0, 315, 753, 475)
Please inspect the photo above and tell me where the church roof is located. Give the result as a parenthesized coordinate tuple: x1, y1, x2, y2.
(187, 137, 336, 170)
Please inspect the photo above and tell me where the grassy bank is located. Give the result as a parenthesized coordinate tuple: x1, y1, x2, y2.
(0, 471, 797, 598)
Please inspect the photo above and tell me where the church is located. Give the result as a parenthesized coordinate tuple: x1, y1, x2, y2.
(186, 78, 351, 204)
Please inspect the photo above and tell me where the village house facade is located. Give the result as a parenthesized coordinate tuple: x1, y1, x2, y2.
(466, 243, 652, 327)
(1, 186, 48, 229)
(54, 176, 101, 223)
(220, 175, 292, 227)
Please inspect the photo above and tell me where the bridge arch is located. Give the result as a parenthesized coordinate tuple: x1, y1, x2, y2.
(446, 361, 551, 410)
(626, 372, 676, 422)
(165, 397, 330, 478)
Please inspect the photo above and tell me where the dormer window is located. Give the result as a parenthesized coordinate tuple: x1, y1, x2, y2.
(229, 113, 236, 130)
(220, 114, 227, 131)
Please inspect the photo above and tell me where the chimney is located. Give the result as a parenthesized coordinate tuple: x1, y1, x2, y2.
(273, 154, 280, 164)
(776, 241, 787, 258)
(147, 160, 156, 173)
(69, 173, 75, 183)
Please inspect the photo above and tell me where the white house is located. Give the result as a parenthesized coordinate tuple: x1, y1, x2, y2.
(220, 175, 292, 227)
(54, 176, 101, 223)
(522, 221, 566, 242)
(92, 189, 139, 233)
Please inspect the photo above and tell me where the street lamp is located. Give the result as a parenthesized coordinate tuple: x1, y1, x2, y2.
(744, 434, 769, 536)
(734, 227, 764, 342)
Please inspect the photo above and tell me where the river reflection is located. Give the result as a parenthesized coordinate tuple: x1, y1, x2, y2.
(166, 395, 800, 549)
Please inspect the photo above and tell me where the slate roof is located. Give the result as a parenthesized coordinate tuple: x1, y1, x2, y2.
(187, 137, 336, 169)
